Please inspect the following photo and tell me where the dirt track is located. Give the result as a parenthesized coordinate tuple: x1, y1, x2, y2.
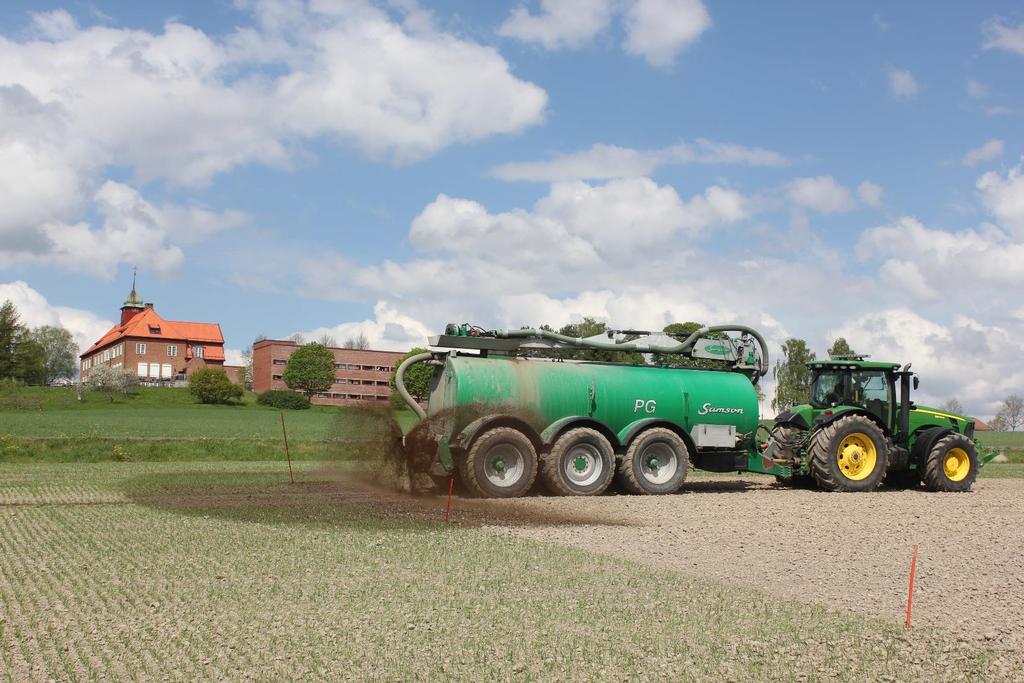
(488, 476, 1024, 657)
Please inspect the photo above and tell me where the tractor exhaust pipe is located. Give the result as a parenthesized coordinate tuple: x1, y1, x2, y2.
(898, 363, 912, 440)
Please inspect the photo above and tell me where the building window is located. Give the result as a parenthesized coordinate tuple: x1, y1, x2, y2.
(161, 363, 172, 379)
(194, 346, 204, 359)
(137, 362, 148, 377)
(168, 345, 177, 357)
(136, 343, 146, 355)
(273, 359, 287, 365)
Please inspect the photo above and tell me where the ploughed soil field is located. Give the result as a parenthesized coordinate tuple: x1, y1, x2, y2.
(2, 462, 1022, 680)
(502, 474, 1024, 656)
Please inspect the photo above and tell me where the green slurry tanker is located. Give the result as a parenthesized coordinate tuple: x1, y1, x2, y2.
(395, 324, 992, 498)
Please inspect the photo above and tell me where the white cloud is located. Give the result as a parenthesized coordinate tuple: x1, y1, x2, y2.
(498, 0, 710, 67)
(786, 176, 855, 213)
(887, 67, 919, 98)
(983, 19, 1024, 55)
(3, 181, 245, 280)
(857, 180, 883, 207)
(622, 0, 711, 67)
(0, 2, 546, 276)
(299, 301, 433, 351)
(857, 216, 1024, 291)
(497, 0, 614, 50)
(0, 280, 113, 354)
(962, 138, 1005, 166)
(966, 78, 988, 99)
(411, 177, 748, 262)
(490, 139, 789, 182)
(977, 159, 1024, 234)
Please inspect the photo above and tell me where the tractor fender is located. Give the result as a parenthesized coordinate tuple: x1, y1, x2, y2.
(541, 417, 620, 450)
(617, 419, 698, 456)
(812, 408, 890, 435)
(452, 415, 543, 454)
(909, 426, 954, 467)
(773, 410, 810, 431)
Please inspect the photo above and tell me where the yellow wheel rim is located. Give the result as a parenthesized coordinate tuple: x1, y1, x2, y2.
(944, 448, 971, 482)
(836, 433, 878, 481)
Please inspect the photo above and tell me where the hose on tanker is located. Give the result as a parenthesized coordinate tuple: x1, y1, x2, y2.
(496, 324, 770, 381)
(394, 351, 434, 420)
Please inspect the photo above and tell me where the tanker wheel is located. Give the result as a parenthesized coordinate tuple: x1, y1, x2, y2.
(458, 427, 538, 498)
(807, 415, 888, 492)
(540, 428, 615, 496)
(618, 428, 688, 495)
(921, 433, 978, 492)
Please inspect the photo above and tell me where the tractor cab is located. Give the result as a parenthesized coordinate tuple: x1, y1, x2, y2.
(808, 358, 904, 431)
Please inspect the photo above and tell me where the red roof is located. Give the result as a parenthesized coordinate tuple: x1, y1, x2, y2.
(81, 307, 224, 357)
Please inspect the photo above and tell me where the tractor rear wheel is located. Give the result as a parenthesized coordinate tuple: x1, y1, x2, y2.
(540, 428, 615, 496)
(808, 415, 889, 492)
(618, 428, 688, 495)
(921, 433, 978, 492)
(459, 427, 538, 498)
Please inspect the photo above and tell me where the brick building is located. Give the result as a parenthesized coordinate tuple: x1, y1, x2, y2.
(252, 339, 405, 405)
(80, 279, 234, 384)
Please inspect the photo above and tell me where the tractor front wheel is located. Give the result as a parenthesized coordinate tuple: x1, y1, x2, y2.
(921, 433, 978, 492)
(808, 415, 889, 492)
(541, 428, 615, 496)
(459, 427, 538, 498)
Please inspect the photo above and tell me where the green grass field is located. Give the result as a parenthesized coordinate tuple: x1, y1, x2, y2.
(0, 461, 1017, 681)
(0, 386, 418, 462)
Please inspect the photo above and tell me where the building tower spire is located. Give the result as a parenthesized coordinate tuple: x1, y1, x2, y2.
(120, 267, 145, 325)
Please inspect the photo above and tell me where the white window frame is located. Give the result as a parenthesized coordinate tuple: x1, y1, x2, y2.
(194, 346, 204, 359)
(136, 343, 146, 355)
(137, 362, 148, 377)
(167, 345, 177, 357)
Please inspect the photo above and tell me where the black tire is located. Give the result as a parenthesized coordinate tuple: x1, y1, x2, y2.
(458, 427, 538, 498)
(808, 414, 889, 492)
(921, 433, 978, 492)
(540, 428, 615, 496)
(618, 428, 688, 495)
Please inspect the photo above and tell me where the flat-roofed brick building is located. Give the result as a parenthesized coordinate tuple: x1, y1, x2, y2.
(80, 279, 231, 384)
(253, 339, 404, 405)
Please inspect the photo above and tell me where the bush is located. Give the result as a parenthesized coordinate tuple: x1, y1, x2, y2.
(188, 368, 243, 405)
(256, 389, 310, 410)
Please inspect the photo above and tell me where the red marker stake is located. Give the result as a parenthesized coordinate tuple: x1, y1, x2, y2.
(905, 544, 919, 629)
(443, 478, 455, 524)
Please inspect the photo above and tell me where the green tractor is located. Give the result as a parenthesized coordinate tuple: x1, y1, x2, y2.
(769, 357, 987, 492)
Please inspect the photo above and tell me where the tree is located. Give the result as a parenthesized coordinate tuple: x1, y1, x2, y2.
(288, 332, 305, 344)
(0, 300, 22, 379)
(189, 368, 244, 404)
(317, 333, 338, 348)
(390, 347, 432, 407)
(772, 338, 816, 413)
(30, 326, 77, 384)
(240, 345, 254, 390)
(282, 343, 335, 397)
(11, 331, 46, 385)
(827, 337, 856, 359)
(343, 332, 370, 350)
(88, 365, 139, 400)
(941, 398, 964, 415)
(993, 395, 1024, 431)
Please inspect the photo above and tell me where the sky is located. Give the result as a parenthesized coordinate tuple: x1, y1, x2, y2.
(1, 0, 1023, 419)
